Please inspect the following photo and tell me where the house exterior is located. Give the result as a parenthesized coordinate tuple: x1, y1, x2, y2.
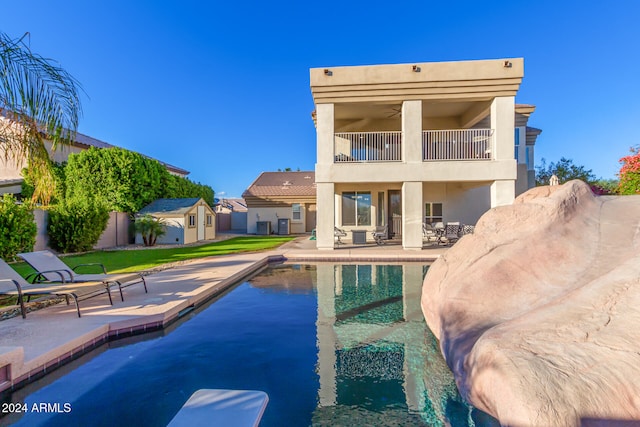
(135, 198, 215, 245)
(215, 198, 248, 233)
(0, 117, 189, 195)
(310, 58, 541, 250)
(243, 171, 316, 235)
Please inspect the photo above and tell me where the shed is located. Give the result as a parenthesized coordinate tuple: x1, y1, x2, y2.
(136, 198, 216, 245)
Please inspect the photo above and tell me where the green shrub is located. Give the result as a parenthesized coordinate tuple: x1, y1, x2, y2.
(64, 147, 215, 213)
(0, 194, 37, 260)
(47, 198, 110, 253)
(133, 214, 167, 246)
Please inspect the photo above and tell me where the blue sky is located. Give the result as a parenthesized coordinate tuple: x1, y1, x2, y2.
(2, 1, 638, 197)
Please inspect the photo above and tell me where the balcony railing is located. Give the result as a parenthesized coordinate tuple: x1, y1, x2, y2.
(422, 129, 493, 161)
(334, 132, 402, 163)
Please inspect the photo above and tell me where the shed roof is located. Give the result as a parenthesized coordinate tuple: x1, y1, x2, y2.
(138, 198, 203, 215)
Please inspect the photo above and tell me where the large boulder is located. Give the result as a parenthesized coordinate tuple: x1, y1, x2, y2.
(421, 180, 640, 426)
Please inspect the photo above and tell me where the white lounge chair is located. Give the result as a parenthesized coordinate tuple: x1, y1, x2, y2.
(334, 227, 347, 245)
(422, 223, 439, 245)
(372, 225, 388, 245)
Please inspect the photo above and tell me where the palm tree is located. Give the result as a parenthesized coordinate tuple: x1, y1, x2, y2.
(134, 214, 167, 246)
(0, 31, 83, 204)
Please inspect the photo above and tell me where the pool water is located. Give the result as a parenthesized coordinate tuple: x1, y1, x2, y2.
(1, 263, 497, 426)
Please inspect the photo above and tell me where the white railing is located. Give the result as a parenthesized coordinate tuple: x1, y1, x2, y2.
(334, 131, 402, 162)
(422, 129, 493, 161)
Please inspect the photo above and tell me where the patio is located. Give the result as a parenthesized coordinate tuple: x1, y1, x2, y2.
(0, 236, 446, 396)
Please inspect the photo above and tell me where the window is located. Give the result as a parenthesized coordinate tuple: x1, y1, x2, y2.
(206, 214, 213, 227)
(292, 203, 301, 221)
(188, 214, 196, 228)
(342, 192, 371, 226)
(425, 202, 443, 225)
(525, 146, 534, 170)
(514, 128, 520, 162)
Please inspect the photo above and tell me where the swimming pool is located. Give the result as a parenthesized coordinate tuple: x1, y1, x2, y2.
(1, 263, 496, 426)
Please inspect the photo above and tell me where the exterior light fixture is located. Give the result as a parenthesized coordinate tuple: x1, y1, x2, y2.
(324, 69, 332, 76)
(503, 61, 512, 68)
(412, 65, 421, 72)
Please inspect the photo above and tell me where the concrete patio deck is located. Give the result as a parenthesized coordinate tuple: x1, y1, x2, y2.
(0, 236, 448, 395)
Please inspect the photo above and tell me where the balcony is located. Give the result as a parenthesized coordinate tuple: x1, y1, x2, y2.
(332, 129, 494, 163)
(423, 129, 493, 161)
(334, 132, 402, 163)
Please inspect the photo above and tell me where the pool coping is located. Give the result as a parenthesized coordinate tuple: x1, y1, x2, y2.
(0, 242, 443, 395)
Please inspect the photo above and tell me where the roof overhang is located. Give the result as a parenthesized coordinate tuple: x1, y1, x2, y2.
(310, 58, 524, 105)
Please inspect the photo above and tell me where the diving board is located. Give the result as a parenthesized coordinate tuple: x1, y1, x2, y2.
(167, 389, 269, 427)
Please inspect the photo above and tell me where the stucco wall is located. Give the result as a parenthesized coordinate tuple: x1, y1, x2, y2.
(35, 209, 131, 251)
(331, 182, 491, 233)
(247, 206, 306, 234)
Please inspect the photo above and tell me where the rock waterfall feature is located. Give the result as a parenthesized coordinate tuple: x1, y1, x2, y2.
(421, 180, 640, 426)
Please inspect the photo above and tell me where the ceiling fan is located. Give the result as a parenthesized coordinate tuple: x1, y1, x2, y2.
(386, 106, 402, 118)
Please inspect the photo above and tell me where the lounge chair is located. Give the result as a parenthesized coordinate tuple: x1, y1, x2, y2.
(0, 258, 113, 318)
(422, 223, 439, 245)
(334, 227, 347, 245)
(18, 250, 147, 302)
(372, 225, 388, 245)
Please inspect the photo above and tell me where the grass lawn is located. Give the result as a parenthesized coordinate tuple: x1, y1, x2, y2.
(9, 235, 295, 280)
(1, 235, 295, 309)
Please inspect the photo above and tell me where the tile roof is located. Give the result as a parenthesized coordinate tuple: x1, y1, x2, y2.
(138, 198, 202, 215)
(242, 171, 316, 198)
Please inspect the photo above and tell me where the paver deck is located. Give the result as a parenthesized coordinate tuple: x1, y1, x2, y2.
(0, 236, 447, 394)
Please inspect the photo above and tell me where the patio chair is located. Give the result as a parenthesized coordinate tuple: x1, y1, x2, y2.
(372, 225, 388, 245)
(422, 223, 439, 245)
(460, 224, 475, 235)
(0, 258, 113, 318)
(18, 250, 147, 302)
(334, 227, 347, 245)
(442, 222, 461, 245)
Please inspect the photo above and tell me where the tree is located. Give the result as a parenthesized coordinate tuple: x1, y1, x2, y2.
(47, 197, 110, 253)
(618, 145, 640, 195)
(133, 214, 167, 246)
(64, 147, 165, 213)
(0, 31, 83, 204)
(535, 157, 596, 186)
(0, 194, 36, 260)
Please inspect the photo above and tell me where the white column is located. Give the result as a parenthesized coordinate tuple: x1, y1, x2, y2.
(402, 181, 423, 250)
(491, 180, 515, 208)
(316, 103, 335, 166)
(316, 264, 337, 406)
(402, 100, 422, 163)
(315, 103, 336, 250)
(316, 182, 336, 250)
(490, 96, 515, 160)
(490, 96, 516, 205)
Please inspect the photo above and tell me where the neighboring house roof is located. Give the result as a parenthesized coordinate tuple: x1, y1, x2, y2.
(526, 126, 543, 145)
(138, 198, 205, 216)
(225, 198, 248, 212)
(242, 171, 316, 198)
(0, 112, 190, 177)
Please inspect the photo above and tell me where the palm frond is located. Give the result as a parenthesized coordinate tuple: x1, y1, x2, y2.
(0, 31, 84, 203)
